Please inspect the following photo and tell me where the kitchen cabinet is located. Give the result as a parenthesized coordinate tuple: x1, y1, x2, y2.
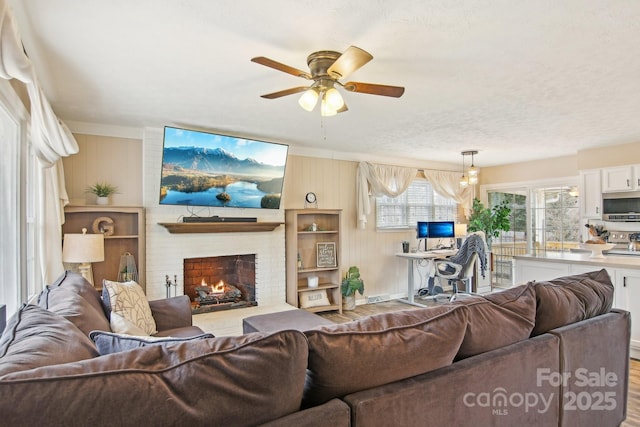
(614, 269, 640, 354)
(602, 165, 636, 192)
(514, 259, 571, 284)
(579, 169, 602, 219)
(285, 209, 342, 313)
(63, 206, 145, 292)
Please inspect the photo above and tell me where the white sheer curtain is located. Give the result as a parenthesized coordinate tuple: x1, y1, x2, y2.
(356, 162, 418, 229)
(422, 169, 474, 218)
(0, 0, 79, 284)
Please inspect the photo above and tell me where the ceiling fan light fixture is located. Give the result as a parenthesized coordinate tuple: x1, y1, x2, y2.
(324, 87, 344, 110)
(298, 88, 319, 111)
(320, 100, 337, 117)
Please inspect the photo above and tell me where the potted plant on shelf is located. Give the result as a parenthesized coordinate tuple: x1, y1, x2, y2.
(467, 198, 511, 250)
(87, 182, 118, 205)
(341, 266, 364, 311)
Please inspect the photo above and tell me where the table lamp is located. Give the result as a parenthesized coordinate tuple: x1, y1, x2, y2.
(62, 227, 105, 286)
(455, 223, 468, 249)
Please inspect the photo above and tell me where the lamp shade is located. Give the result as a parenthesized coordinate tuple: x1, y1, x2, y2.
(455, 223, 468, 237)
(62, 229, 105, 263)
(298, 88, 319, 111)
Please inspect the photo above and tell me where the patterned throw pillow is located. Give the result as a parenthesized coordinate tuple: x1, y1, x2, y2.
(103, 280, 157, 335)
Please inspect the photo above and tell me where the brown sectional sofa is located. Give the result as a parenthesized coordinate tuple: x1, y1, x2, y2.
(0, 269, 630, 426)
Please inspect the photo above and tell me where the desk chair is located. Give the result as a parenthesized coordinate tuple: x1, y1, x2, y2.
(433, 233, 488, 301)
(434, 252, 478, 301)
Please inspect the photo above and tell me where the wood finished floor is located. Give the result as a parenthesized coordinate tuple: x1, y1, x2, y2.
(317, 300, 640, 427)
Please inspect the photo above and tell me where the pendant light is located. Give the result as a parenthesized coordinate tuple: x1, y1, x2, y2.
(459, 150, 479, 187)
(459, 152, 468, 187)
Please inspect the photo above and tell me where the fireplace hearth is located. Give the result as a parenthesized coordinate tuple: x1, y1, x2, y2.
(184, 254, 257, 314)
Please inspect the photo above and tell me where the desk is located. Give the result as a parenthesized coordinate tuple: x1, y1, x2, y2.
(396, 251, 457, 306)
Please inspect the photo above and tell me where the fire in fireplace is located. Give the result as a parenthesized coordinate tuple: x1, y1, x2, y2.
(184, 254, 257, 314)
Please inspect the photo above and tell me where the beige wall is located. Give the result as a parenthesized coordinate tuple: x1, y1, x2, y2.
(479, 154, 579, 185)
(283, 155, 416, 301)
(63, 133, 143, 206)
(480, 141, 640, 185)
(577, 140, 640, 170)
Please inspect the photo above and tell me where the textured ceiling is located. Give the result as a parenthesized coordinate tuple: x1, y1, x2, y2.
(10, 0, 640, 168)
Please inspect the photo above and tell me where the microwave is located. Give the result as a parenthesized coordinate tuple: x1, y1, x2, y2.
(602, 191, 640, 221)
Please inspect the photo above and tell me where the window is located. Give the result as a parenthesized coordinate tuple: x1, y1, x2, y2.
(530, 186, 580, 253)
(0, 79, 38, 317)
(483, 181, 579, 288)
(487, 190, 528, 287)
(376, 179, 457, 229)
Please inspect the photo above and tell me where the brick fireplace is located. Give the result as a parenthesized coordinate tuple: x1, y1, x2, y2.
(184, 254, 257, 314)
(143, 127, 287, 311)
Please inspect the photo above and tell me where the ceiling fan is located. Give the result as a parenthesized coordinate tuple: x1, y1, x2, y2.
(251, 46, 405, 116)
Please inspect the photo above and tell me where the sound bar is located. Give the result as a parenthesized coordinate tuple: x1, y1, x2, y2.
(183, 216, 257, 223)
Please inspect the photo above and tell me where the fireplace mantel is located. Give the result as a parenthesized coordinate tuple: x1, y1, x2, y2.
(158, 222, 283, 234)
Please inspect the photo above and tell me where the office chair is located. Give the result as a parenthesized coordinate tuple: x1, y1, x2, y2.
(434, 233, 488, 301)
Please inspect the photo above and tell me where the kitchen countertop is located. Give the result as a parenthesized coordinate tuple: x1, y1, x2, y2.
(514, 252, 640, 269)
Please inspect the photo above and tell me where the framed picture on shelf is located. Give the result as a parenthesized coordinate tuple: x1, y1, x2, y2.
(316, 242, 336, 268)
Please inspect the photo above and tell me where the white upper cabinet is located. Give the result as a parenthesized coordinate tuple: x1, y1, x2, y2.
(602, 165, 636, 192)
(580, 169, 602, 218)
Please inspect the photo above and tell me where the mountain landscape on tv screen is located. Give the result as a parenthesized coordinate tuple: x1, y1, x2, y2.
(160, 146, 285, 209)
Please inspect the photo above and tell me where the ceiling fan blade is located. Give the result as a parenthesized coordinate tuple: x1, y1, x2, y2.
(343, 82, 405, 98)
(327, 46, 373, 79)
(260, 86, 309, 99)
(251, 57, 312, 79)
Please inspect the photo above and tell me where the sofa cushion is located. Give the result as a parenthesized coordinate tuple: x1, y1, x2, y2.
(531, 269, 614, 336)
(0, 304, 98, 377)
(46, 270, 108, 316)
(0, 330, 308, 427)
(103, 280, 157, 335)
(451, 282, 536, 359)
(38, 285, 111, 336)
(302, 304, 468, 407)
(89, 330, 215, 355)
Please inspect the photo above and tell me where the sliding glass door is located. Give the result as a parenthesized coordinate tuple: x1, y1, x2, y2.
(487, 190, 527, 288)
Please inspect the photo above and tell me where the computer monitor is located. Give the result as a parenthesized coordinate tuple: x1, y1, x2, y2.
(417, 221, 429, 239)
(428, 221, 455, 238)
(416, 221, 455, 251)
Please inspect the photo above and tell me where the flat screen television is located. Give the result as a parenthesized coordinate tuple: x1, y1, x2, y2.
(159, 126, 289, 209)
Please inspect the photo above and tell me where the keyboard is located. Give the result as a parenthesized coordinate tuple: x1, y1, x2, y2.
(429, 249, 454, 254)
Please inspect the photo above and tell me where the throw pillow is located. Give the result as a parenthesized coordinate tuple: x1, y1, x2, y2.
(302, 304, 469, 408)
(531, 269, 614, 336)
(451, 283, 536, 359)
(38, 285, 111, 336)
(0, 304, 98, 376)
(89, 330, 215, 355)
(103, 280, 157, 335)
(299, 289, 330, 308)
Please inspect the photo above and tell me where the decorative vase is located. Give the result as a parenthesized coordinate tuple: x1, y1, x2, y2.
(343, 295, 356, 311)
(96, 196, 109, 205)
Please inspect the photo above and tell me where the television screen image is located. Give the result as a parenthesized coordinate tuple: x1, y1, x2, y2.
(428, 221, 455, 238)
(417, 221, 429, 239)
(416, 221, 455, 239)
(159, 126, 289, 209)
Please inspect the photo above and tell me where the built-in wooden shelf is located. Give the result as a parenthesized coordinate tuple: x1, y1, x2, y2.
(158, 222, 283, 234)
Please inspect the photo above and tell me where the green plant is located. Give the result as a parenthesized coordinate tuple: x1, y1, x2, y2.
(467, 198, 511, 248)
(86, 182, 118, 197)
(341, 266, 365, 297)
